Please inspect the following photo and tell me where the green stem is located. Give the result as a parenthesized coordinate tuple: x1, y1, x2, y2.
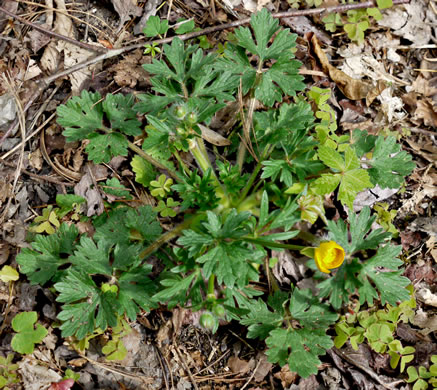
(98, 127, 179, 182)
(239, 159, 263, 202)
(238, 144, 271, 203)
(207, 274, 216, 300)
(243, 237, 305, 251)
(190, 137, 229, 207)
(127, 140, 181, 182)
(173, 149, 190, 175)
(139, 213, 204, 260)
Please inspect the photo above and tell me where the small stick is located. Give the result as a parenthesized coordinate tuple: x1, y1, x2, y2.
(0, 0, 411, 149)
(0, 5, 107, 52)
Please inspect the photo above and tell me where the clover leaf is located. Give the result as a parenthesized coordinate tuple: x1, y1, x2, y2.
(11, 312, 48, 354)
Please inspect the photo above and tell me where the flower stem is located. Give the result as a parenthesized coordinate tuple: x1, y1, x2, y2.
(207, 274, 216, 300)
(128, 140, 181, 182)
(139, 213, 204, 260)
(190, 137, 229, 207)
(243, 237, 305, 251)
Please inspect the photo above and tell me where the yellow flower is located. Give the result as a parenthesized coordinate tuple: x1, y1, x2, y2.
(314, 241, 345, 273)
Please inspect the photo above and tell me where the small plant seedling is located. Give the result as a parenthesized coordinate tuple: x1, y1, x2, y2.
(388, 340, 415, 372)
(144, 43, 161, 57)
(154, 198, 180, 218)
(149, 174, 173, 198)
(63, 369, 80, 383)
(11, 312, 48, 354)
(101, 318, 132, 361)
(406, 356, 437, 390)
(0, 354, 19, 389)
(30, 206, 60, 235)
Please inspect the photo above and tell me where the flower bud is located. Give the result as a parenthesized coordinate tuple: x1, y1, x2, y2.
(175, 105, 187, 120)
(314, 241, 345, 273)
(186, 112, 197, 124)
(199, 312, 218, 332)
(212, 304, 225, 318)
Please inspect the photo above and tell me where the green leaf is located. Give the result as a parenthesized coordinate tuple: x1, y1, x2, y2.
(289, 288, 338, 329)
(102, 339, 128, 360)
(240, 299, 283, 340)
(266, 327, 333, 378)
(0, 265, 19, 282)
(118, 266, 157, 319)
(153, 272, 197, 303)
(245, 8, 280, 61)
(131, 155, 156, 187)
(56, 194, 85, 218)
(318, 145, 344, 171)
(57, 90, 103, 141)
(94, 205, 161, 249)
(216, 9, 304, 106)
(102, 94, 142, 136)
(16, 223, 79, 284)
(261, 160, 293, 186)
(376, 0, 392, 9)
(86, 132, 129, 164)
(406, 366, 419, 382)
(172, 169, 219, 211)
(315, 146, 373, 209)
(175, 19, 195, 34)
(298, 194, 325, 224)
(327, 207, 391, 254)
(366, 136, 415, 189)
(69, 236, 112, 275)
(55, 269, 119, 339)
(143, 15, 169, 37)
(311, 174, 341, 195)
(358, 245, 410, 306)
(11, 312, 48, 354)
(196, 244, 260, 288)
(338, 168, 372, 210)
(101, 178, 131, 200)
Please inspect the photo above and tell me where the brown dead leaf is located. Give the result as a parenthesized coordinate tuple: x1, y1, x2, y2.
(28, 26, 52, 53)
(414, 98, 437, 127)
(399, 166, 437, 215)
(274, 365, 298, 388)
(413, 308, 437, 335)
(0, 181, 12, 207)
(272, 250, 306, 285)
(74, 171, 104, 216)
(417, 286, 437, 307)
(156, 319, 172, 347)
(411, 75, 437, 98)
(198, 124, 231, 146)
(111, 50, 150, 88)
(311, 35, 371, 100)
(67, 358, 87, 368)
(28, 149, 43, 171)
(110, 0, 142, 28)
(378, 0, 432, 47)
(227, 356, 255, 375)
(0, 0, 18, 31)
(366, 79, 387, 107)
(253, 352, 272, 382)
(18, 357, 63, 390)
(425, 236, 437, 263)
(0, 241, 10, 265)
(40, 0, 101, 93)
(400, 231, 422, 251)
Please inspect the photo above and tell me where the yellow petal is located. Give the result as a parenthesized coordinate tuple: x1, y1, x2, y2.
(314, 241, 345, 273)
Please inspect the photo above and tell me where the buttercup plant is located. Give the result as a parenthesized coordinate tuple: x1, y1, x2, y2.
(16, 9, 414, 378)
